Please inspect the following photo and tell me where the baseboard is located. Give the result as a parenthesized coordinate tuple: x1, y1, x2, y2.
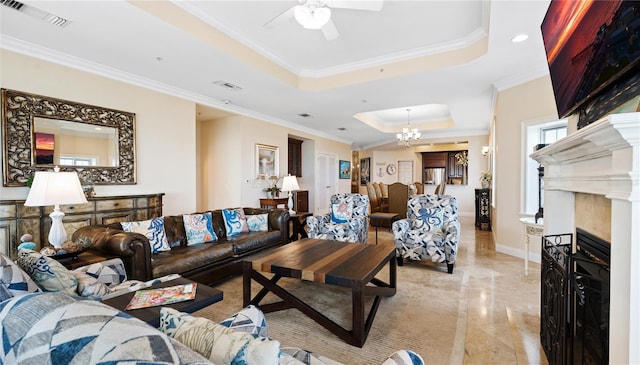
(495, 243, 541, 264)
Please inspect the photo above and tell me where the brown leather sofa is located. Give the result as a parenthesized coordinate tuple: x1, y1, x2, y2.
(72, 207, 289, 285)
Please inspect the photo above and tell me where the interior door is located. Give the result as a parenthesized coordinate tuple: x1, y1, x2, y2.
(398, 160, 414, 184)
(315, 153, 338, 215)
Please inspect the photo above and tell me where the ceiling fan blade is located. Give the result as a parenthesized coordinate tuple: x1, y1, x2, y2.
(321, 18, 339, 40)
(326, 0, 384, 11)
(263, 5, 296, 28)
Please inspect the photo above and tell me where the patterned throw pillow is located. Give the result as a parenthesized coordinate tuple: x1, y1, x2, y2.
(330, 200, 353, 224)
(412, 207, 444, 232)
(74, 272, 110, 299)
(183, 212, 217, 245)
(246, 214, 269, 232)
(0, 253, 41, 301)
(121, 216, 170, 253)
(219, 304, 269, 337)
(15, 250, 77, 294)
(222, 208, 249, 236)
(381, 350, 425, 365)
(72, 258, 127, 287)
(159, 307, 280, 365)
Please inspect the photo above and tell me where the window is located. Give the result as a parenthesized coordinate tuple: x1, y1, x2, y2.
(59, 156, 97, 166)
(522, 119, 567, 215)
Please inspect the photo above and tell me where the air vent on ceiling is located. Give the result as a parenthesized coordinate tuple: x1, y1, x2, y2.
(298, 113, 312, 118)
(213, 81, 242, 91)
(1, 0, 69, 27)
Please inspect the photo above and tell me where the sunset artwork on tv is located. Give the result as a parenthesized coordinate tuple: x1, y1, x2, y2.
(541, 0, 640, 119)
(35, 132, 55, 164)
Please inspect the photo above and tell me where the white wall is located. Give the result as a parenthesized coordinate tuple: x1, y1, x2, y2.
(198, 114, 352, 212)
(0, 50, 197, 215)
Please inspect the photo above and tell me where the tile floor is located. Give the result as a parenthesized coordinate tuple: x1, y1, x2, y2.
(371, 215, 549, 365)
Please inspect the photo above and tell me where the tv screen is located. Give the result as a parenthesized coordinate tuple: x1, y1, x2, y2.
(541, 0, 640, 119)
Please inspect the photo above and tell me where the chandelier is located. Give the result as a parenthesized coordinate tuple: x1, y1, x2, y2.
(396, 109, 421, 147)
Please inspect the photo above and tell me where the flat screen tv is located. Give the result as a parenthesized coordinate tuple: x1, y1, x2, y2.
(541, 0, 640, 121)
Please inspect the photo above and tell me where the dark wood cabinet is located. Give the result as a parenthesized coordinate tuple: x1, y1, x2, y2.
(474, 189, 491, 230)
(288, 138, 303, 177)
(0, 193, 164, 258)
(447, 153, 463, 179)
(293, 190, 308, 213)
(422, 152, 447, 168)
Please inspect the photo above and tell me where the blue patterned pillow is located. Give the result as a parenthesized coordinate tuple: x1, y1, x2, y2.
(246, 214, 269, 232)
(15, 250, 78, 294)
(159, 307, 280, 365)
(219, 304, 269, 337)
(0, 253, 41, 301)
(121, 217, 170, 253)
(183, 212, 217, 245)
(382, 350, 425, 365)
(412, 207, 444, 231)
(330, 200, 353, 224)
(222, 208, 249, 236)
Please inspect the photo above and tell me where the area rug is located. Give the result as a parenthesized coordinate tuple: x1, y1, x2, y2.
(194, 262, 468, 365)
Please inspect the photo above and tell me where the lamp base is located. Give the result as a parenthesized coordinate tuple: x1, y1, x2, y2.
(287, 192, 296, 215)
(48, 206, 67, 248)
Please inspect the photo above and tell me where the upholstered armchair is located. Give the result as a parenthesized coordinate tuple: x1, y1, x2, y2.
(392, 194, 460, 273)
(306, 193, 370, 243)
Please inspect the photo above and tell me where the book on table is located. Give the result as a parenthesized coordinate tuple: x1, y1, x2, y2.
(125, 283, 197, 310)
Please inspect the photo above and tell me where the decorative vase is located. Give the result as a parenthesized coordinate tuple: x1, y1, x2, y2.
(481, 180, 490, 189)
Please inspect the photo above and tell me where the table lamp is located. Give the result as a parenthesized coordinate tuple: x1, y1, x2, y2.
(281, 175, 300, 214)
(24, 167, 88, 248)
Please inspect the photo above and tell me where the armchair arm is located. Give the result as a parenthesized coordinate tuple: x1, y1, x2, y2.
(72, 226, 153, 281)
(348, 216, 369, 243)
(392, 219, 411, 242)
(306, 214, 330, 238)
(441, 220, 461, 260)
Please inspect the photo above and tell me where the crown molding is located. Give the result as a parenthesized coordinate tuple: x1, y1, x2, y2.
(492, 63, 550, 91)
(0, 35, 352, 145)
(361, 128, 490, 150)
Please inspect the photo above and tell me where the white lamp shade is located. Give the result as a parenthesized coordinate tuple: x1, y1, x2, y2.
(282, 175, 300, 192)
(25, 170, 88, 207)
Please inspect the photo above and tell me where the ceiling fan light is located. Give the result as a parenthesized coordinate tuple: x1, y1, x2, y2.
(294, 5, 331, 30)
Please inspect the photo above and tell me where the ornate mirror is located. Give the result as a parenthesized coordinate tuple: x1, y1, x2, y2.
(1, 88, 136, 186)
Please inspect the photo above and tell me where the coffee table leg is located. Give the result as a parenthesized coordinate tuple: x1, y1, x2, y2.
(243, 261, 251, 307)
(352, 286, 365, 346)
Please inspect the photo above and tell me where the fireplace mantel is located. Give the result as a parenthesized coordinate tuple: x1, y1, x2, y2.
(531, 112, 639, 364)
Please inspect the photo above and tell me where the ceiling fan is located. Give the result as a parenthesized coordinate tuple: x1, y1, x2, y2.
(263, 0, 384, 41)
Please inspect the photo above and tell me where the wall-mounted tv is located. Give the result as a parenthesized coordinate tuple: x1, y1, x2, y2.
(541, 0, 640, 121)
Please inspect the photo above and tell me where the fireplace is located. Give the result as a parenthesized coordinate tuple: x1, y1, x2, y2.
(531, 112, 639, 364)
(572, 228, 610, 365)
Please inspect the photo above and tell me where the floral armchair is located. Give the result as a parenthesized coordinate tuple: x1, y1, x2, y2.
(391, 194, 460, 273)
(306, 193, 370, 243)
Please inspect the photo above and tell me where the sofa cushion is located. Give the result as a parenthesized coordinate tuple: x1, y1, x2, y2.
(0, 292, 209, 364)
(160, 307, 280, 365)
(151, 242, 235, 278)
(0, 253, 41, 301)
(228, 230, 283, 255)
(222, 208, 249, 236)
(247, 213, 269, 232)
(121, 216, 171, 253)
(183, 212, 217, 245)
(16, 249, 78, 295)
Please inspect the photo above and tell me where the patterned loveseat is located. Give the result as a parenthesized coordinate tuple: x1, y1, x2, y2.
(306, 193, 370, 243)
(392, 194, 460, 273)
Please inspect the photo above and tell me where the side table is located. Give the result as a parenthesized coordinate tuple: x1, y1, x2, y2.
(53, 250, 111, 270)
(369, 212, 399, 244)
(259, 198, 288, 209)
(289, 212, 312, 242)
(519, 217, 543, 276)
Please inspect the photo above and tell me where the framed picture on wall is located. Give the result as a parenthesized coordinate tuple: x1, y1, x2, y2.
(256, 143, 279, 179)
(339, 160, 351, 179)
(360, 157, 370, 185)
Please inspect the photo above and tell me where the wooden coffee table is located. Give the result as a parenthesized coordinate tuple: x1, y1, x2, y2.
(103, 277, 223, 328)
(243, 238, 396, 347)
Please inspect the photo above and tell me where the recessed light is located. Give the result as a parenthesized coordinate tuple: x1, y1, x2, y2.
(511, 34, 529, 43)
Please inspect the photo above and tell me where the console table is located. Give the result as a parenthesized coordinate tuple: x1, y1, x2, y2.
(259, 198, 288, 209)
(0, 193, 164, 258)
(519, 217, 543, 276)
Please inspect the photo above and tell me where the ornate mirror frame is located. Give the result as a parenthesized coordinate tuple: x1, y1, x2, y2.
(1, 88, 136, 186)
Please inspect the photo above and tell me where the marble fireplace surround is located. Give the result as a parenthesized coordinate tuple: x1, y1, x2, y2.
(531, 112, 639, 364)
